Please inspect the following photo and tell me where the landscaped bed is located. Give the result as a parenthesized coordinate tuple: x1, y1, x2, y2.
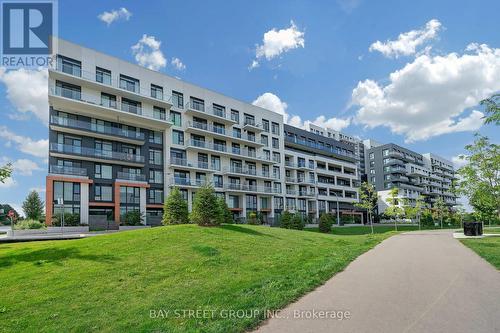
(0, 224, 392, 332)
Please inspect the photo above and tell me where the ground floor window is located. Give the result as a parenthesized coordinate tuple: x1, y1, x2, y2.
(89, 208, 114, 221)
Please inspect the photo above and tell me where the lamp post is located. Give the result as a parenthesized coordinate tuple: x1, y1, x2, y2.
(57, 198, 64, 235)
(331, 192, 340, 226)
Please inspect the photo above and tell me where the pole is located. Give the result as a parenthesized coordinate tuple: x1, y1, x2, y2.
(334, 193, 340, 226)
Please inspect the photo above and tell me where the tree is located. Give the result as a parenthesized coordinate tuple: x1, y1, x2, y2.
(414, 195, 426, 230)
(354, 182, 378, 234)
(385, 187, 403, 231)
(279, 211, 294, 229)
(0, 163, 12, 183)
(162, 187, 189, 225)
(318, 213, 334, 233)
(480, 94, 500, 125)
(457, 134, 499, 226)
(217, 197, 233, 224)
(22, 190, 44, 220)
(433, 197, 447, 228)
(190, 184, 220, 226)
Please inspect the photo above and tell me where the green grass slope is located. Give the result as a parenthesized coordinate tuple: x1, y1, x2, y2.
(461, 237, 500, 269)
(0, 224, 391, 333)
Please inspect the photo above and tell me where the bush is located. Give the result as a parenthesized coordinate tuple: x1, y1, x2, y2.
(51, 213, 81, 226)
(217, 197, 233, 224)
(247, 211, 261, 225)
(318, 213, 333, 233)
(191, 184, 220, 226)
(163, 187, 189, 225)
(121, 210, 144, 226)
(279, 211, 305, 230)
(291, 214, 305, 230)
(420, 210, 434, 227)
(14, 219, 46, 230)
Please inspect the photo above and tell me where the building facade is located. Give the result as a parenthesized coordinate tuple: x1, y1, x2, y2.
(363, 141, 457, 212)
(46, 38, 362, 226)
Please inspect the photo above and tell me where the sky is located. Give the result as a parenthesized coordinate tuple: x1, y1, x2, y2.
(1, 0, 499, 214)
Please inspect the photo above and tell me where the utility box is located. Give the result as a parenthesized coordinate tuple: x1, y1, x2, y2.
(463, 222, 483, 236)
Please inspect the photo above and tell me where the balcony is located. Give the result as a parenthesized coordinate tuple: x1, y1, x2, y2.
(49, 86, 172, 130)
(223, 166, 274, 179)
(116, 172, 146, 182)
(50, 115, 145, 144)
(185, 101, 236, 125)
(186, 140, 274, 164)
(49, 65, 173, 108)
(170, 177, 206, 188)
(49, 164, 87, 177)
(169, 158, 216, 172)
(284, 136, 357, 162)
(298, 190, 316, 198)
(224, 183, 276, 194)
(242, 119, 263, 132)
(49, 143, 145, 166)
(185, 121, 264, 147)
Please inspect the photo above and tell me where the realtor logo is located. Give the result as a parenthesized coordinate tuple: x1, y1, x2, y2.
(1, 0, 57, 68)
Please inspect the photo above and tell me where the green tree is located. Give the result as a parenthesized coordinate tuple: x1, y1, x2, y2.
(162, 187, 189, 225)
(385, 187, 403, 231)
(480, 94, 500, 125)
(22, 190, 44, 220)
(0, 163, 12, 183)
(318, 213, 334, 233)
(457, 134, 499, 226)
(279, 211, 294, 229)
(433, 197, 447, 228)
(414, 195, 426, 230)
(217, 197, 233, 224)
(190, 184, 220, 226)
(354, 181, 378, 234)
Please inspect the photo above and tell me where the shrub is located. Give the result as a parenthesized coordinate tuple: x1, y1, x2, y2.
(420, 210, 434, 227)
(191, 184, 220, 226)
(163, 187, 189, 225)
(51, 213, 81, 226)
(291, 214, 305, 230)
(247, 211, 261, 225)
(217, 197, 233, 224)
(279, 211, 294, 229)
(121, 210, 144, 226)
(318, 213, 333, 233)
(14, 219, 46, 230)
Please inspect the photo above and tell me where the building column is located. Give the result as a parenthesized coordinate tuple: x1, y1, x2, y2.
(140, 187, 147, 225)
(315, 200, 319, 219)
(270, 196, 275, 218)
(242, 195, 247, 219)
(188, 189, 193, 212)
(114, 183, 121, 224)
(45, 177, 53, 226)
(80, 183, 89, 225)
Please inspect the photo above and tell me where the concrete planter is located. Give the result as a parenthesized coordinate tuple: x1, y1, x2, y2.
(7, 226, 89, 236)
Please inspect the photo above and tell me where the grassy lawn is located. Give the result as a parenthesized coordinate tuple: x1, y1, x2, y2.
(484, 227, 500, 234)
(305, 225, 454, 235)
(461, 237, 500, 269)
(0, 224, 392, 333)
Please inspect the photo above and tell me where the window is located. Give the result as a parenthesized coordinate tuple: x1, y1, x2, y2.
(95, 184, 113, 201)
(57, 55, 81, 76)
(101, 93, 117, 108)
(233, 127, 241, 139)
(384, 166, 390, 172)
(213, 175, 223, 188)
(170, 111, 182, 126)
(271, 122, 279, 135)
(119, 74, 140, 93)
(231, 109, 239, 123)
(211, 156, 221, 171)
(272, 137, 279, 149)
(172, 130, 184, 145)
(190, 97, 204, 111)
(151, 84, 163, 100)
(120, 186, 140, 216)
(56, 80, 81, 100)
(149, 131, 163, 144)
(149, 170, 163, 184)
(53, 181, 80, 216)
(383, 149, 389, 156)
(370, 169, 375, 174)
(149, 189, 163, 204)
(370, 161, 375, 167)
(262, 119, 269, 132)
(273, 152, 281, 163)
(172, 91, 184, 108)
(95, 164, 112, 179)
(213, 104, 226, 118)
(149, 149, 163, 165)
(244, 114, 255, 126)
(96, 67, 111, 85)
(121, 98, 141, 114)
(385, 175, 391, 180)
(264, 150, 271, 161)
(371, 176, 376, 183)
(153, 106, 166, 120)
(369, 152, 375, 159)
(261, 135, 268, 146)
(273, 166, 280, 179)
(228, 195, 239, 209)
(246, 195, 257, 211)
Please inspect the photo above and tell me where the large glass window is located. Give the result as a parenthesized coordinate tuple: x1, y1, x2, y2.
(170, 111, 182, 126)
(172, 130, 184, 145)
(149, 170, 163, 184)
(149, 149, 163, 165)
(149, 131, 163, 145)
(96, 67, 111, 85)
(231, 109, 239, 123)
(153, 106, 166, 120)
(95, 184, 113, 201)
(57, 55, 81, 76)
(53, 181, 81, 216)
(119, 74, 140, 93)
(151, 84, 163, 100)
(95, 164, 112, 179)
(101, 93, 117, 108)
(172, 91, 184, 108)
(148, 189, 163, 204)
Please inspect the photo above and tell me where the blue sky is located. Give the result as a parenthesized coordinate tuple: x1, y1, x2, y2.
(1, 0, 499, 213)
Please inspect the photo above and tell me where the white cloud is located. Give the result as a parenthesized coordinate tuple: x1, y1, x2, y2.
(252, 92, 350, 132)
(451, 154, 468, 169)
(29, 186, 46, 193)
(0, 68, 48, 124)
(131, 35, 167, 71)
(11, 159, 42, 176)
(369, 19, 442, 58)
(351, 44, 500, 142)
(0, 177, 16, 188)
(337, 0, 361, 13)
(251, 21, 305, 69)
(98, 7, 131, 26)
(171, 57, 186, 70)
(0, 127, 48, 158)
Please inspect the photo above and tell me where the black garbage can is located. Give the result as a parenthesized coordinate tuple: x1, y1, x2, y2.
(463, 222, 483, 236)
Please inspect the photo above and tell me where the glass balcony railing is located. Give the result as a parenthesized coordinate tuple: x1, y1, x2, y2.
(224, 183, 276, 193)
(224, 166, 273, 178)
(171, 177, 206, 187)
(284, 136, 356, 159)
(50, 115, 145, 141)
(49, 164, 87, 176)
(188, 100, 205, 112)
(57, 63, 82, 77)
(169, 157, 213, 170)
(50, 143, 145, 164)
(117, 172, 146, 182)
(187, 140, 271, 162)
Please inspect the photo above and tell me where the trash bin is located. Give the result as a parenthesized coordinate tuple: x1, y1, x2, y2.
(463, 222, 483, 236)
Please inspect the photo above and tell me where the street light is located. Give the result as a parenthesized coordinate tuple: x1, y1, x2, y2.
(331, 192, 340, 226)
(57, 198, 65, 235)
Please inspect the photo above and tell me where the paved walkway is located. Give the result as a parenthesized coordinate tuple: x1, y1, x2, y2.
(255, 230, 500, 333)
